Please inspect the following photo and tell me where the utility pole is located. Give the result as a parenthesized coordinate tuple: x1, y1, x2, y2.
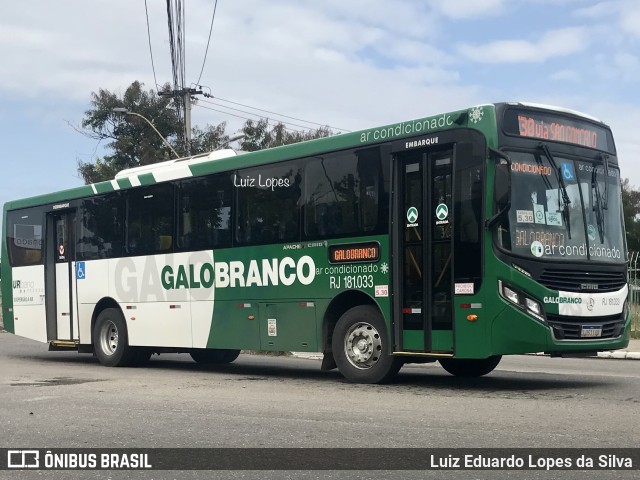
(184, 90, 192, 155)
(159, 87, 202, 156)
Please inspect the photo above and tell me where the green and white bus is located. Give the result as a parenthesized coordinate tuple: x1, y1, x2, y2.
(1, 102, 630, 383)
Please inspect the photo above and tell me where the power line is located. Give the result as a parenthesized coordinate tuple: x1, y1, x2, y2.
(194, 103, 307, 133)
(199, 98, 328, 132)
(166, 0, 190, 149)
(196, 0, 218, 86)
(205, 94, 351, 132)
(144, 0, 159, 89)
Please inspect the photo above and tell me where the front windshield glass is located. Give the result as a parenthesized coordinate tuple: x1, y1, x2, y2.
(497, 150, 626, 263)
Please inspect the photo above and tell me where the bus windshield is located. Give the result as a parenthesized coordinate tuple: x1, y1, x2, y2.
(497, 150, 626, 263)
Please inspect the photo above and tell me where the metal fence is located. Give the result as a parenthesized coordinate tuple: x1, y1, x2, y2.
(628, 252, 640, 337)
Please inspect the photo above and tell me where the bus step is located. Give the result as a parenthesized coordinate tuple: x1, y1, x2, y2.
(49, 341, 79, 351)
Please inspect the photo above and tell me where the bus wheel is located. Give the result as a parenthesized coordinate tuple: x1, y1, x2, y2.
(93, 308, 137, 367)
(332, 305, 401, 384)
(439, 356, 502, 377)
(190, 349, 241, 364)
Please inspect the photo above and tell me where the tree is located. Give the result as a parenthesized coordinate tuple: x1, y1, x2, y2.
(77, 81, 229, 184)
(239, 119, 333, 152)
(77, 82, 333, 184)
(622, 178, 640, 252)
(190, 122, 229, 154)
(78, 81, 180, 183)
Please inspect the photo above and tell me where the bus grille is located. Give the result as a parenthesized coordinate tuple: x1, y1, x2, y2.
(538, 269, 626, 293)
(546, 313, 625, 340)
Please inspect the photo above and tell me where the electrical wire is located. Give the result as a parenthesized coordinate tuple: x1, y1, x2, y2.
(199, 98, 328, 132)
(144, 0, 159, 89)
(166, 0, 186, 138)
(196, 0, 218, 86)
(194, 103, 307, 133)
(206, 94, 351, 132)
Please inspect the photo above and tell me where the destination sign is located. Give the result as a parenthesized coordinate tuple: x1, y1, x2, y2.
(329, 242, 380, 264)
(503, 109, 613, 152)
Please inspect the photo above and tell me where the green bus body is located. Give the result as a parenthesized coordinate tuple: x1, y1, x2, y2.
(1, 102, 630, 383)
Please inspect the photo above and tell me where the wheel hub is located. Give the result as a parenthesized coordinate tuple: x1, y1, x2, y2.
(344, 322, 383, 370)
(100, 320, 119, 356)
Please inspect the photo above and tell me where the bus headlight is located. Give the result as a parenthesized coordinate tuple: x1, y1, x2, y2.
(503, 285, 520, 304)
(498, 280, 545, 322)
(525, 298, 542, 316)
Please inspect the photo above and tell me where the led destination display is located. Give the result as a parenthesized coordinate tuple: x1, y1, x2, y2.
(503, 109, 613, 152)
(329, 242, 380, 264)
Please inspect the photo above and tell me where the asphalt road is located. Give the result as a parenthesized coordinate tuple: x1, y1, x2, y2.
(1, 332, 639, 480)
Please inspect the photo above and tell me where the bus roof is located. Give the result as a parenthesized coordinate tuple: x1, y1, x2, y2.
(4, 101, 611, 211)
(4, 103, 483, 210)
(507, 102, 603, 123)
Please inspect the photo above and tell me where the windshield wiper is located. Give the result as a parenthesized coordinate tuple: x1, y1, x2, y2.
(539, 144, 572, 239)
(592, 162, 606, 243)
(533, 153, 554, 192)
(600, 153, 609, 210)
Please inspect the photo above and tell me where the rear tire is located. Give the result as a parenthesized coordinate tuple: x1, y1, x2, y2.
(439, 356, 502, 377)
(93, 308, 138, 367)
(190, 349, 241, 364)
(332, 305, 402, 384)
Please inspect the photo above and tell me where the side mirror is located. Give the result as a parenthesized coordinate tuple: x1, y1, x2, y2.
(485, 149, 512, 229)
(494, 162, 511, 209)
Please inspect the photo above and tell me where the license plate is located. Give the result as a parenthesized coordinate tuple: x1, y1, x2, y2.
(581, 326, 602, 338)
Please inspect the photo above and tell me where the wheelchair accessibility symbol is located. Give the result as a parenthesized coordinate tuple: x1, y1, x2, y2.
(76, 262, 86, 280)
(561, 162, 575, 181)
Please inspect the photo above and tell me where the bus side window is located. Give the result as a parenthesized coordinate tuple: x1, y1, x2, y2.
(126, 184, 175, 256)
(178, 174, 232, 250)
(304, 147, 381, 239)
(235, 162, 302, 246)
(78, 194, 123, 260)
(6, 208, 45, 267)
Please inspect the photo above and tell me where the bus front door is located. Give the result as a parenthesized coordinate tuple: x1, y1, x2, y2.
(394, 148, 454, 354)
(45, 211, 78, 341)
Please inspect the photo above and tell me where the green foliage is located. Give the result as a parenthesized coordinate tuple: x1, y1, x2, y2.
(622, 178, 640, 252)
(239, 119, 333, 152)
(190, 122, 229, 154)
(77, 81, 334, 184)
(78, 81, 183, 183)
(77, 81, 231, 184)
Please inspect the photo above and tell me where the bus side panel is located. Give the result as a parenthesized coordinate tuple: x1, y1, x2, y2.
(491, 306, 550, 355)
(126, 301, 192, 347)
(207, 301, 261, 350)
(258, 302, 318, 352)
(1, 214, 13, 333)
(188, 250, 215, 349)
(192, 299, 215, 348)
(110, 253, 193, 348)
(76, 259, 110, 344)
(11, 265, 47, 343)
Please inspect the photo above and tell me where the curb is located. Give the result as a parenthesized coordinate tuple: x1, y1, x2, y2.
(293, 352, 640, 360)
(596, 351, 640, 360)
(508, 351, 640, 360)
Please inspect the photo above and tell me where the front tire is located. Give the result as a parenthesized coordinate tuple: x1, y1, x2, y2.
(332, 305, 402, 384)
(190, 349, 241, 364)
(93, 308, 137, 367)
(439, 356, 502, 377)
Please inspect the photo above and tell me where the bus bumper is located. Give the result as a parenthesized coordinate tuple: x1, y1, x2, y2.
(490, 305, 631, 356)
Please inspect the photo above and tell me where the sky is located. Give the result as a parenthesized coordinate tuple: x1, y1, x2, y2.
(1, 0, 639, 234)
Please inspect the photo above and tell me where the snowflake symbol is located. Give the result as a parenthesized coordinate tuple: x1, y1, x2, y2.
(469, 106, 484, 124)
(380, 262, 389, 274)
